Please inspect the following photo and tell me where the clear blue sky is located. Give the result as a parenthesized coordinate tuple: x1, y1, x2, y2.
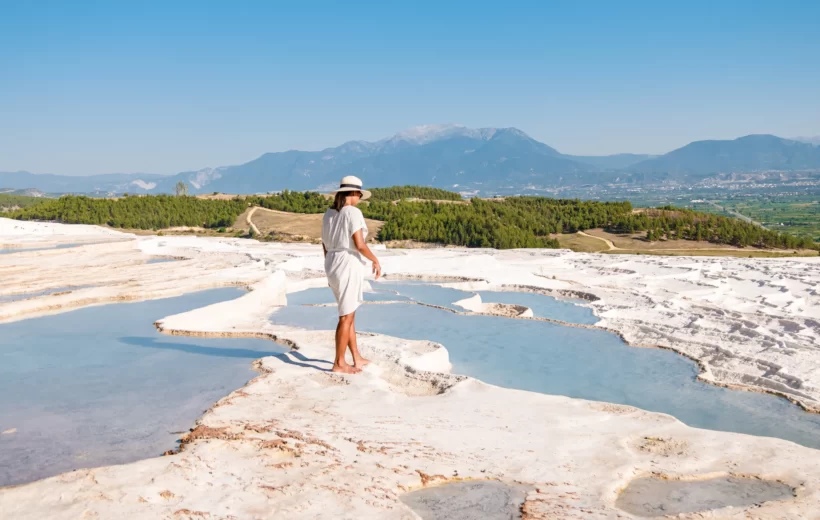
(1, 0, 818, 175)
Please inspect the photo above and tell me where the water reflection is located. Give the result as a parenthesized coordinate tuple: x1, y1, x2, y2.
(272, 283, 820, 450)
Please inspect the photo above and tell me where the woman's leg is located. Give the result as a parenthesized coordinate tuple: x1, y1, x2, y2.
(333, 313, 360, 374)
(347, 312, 370, 368)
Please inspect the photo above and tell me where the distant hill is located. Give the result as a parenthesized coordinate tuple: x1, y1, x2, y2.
(630, 135, 820, 177)
(0, 188, 46, 197)
(161, 125, 640, 194)
(160, 129, 820, 193)
(5, 127, 820, 195)
(0, 171, 169, 194)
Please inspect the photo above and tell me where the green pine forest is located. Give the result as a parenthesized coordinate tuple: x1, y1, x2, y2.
(0, 193, 48, 211)
(6, 186, 819, 251)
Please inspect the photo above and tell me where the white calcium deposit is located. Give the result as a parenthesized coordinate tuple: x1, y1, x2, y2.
(0, 217, 130, 246)
(2, 217, 820, 519)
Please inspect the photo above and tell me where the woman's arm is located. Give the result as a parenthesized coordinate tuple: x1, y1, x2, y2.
(352, 229, 381, 279)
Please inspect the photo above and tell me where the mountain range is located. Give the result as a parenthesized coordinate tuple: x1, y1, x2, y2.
(3, 125, 820, 195)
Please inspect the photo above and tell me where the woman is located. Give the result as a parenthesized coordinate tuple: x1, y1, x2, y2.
(322, 176, 382, 374)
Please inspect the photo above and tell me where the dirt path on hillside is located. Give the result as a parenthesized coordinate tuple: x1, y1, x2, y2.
(247, 206, 382, 243)
(575, 230, 813, 256)
(246, 207, 261, 235)
(577, 231, 617, 250)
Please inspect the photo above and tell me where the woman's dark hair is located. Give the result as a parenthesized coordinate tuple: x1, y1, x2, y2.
(332, 192, 347, 211)
(332, 191, 361, 211)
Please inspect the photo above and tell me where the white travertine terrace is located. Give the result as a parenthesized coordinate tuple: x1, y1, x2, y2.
(0, 218, 131, 247)
(2, 217, 820, 519)
(453, 293, 534, 318)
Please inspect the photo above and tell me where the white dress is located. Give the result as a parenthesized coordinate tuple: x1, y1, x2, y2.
(322, 206, 369, 316)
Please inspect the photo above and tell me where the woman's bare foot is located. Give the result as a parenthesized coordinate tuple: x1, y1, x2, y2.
(353, 357, 371, 369)
(332, 363, 361, 374)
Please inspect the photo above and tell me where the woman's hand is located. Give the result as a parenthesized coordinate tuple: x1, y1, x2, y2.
(353, 229, 382, 280)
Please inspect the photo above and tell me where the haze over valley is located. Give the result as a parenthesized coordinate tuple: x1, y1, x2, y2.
(3, 124, 820, 198)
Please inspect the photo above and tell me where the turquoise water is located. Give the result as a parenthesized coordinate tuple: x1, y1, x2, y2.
(287, 282, 597, 324)
(374, 282, 471, 310)
(477, 290, 598, 324)
(0, 288, 288, 487)
(287, 284, 413, 306)
(5, 281, 818, 489)
(272, 283, 820, 450)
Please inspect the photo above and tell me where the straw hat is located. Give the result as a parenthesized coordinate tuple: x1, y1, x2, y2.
(331, 175, 371, 201)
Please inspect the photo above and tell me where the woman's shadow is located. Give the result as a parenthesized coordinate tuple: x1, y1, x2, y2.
(119, 336, 333, 372)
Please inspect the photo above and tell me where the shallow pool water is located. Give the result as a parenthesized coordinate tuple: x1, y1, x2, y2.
(287, 282, 597, 324)
(616, 476, 794, 517)
(146, 257, 180, 265)
(401, 480, 528, 520)
(272, 283, 820, 450)
(476, 290, 598, 324)
(0, 243, 88, 255)
(375, 281, 471, 310)
(0, 288, 288, 487)
(286, 284, 413, 306)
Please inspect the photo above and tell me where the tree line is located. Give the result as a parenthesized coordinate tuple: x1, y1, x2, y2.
(370, 198, 635, 248)
(7, 189, 818, 251)
(373, 200, 560, 248)
(367, 186, 463, 202)
(7, 195, 249, 229)
(608, 207, 817, 250)
(0, 194, 48, 211)
(252, 190, 329, 213)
